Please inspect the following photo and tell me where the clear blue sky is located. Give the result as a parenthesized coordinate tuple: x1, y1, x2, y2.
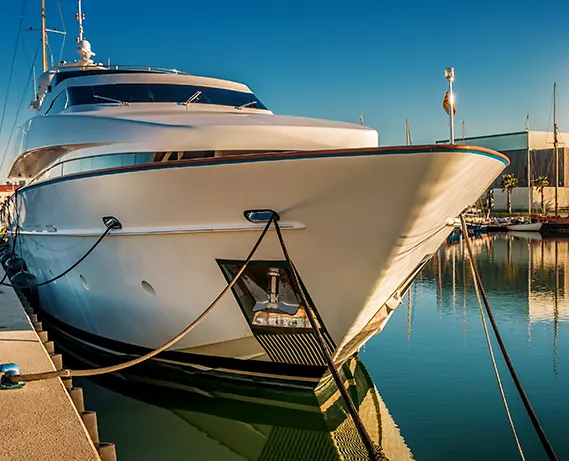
(1, 0, 568, 178)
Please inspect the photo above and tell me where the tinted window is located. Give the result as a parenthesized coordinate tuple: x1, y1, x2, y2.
(46, 90, 68, 114)
(62, 159, 81, 175)
(67, 84, 268, 110)
(33, 150, 225, 183)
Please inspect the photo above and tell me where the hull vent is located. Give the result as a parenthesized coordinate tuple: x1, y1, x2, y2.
(256, 331, 335, 366)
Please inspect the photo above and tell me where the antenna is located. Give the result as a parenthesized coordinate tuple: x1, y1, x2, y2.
(32, 66, 37, 100)
(76, 0, 85, 42)
(75, 0, 95, 66)
(41, 0, 48, 72)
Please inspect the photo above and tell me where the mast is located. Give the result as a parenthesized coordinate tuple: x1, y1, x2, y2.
(527, 113, 532, 215)
(554, 82, 559, 216)
(75, 0, 96, 67)
(76, 0, 84, 41)
(528, 147, 532, 214)
(462, 120, 465, 141)
(41, 0, 48, 72)
(405, 119, 410, 145)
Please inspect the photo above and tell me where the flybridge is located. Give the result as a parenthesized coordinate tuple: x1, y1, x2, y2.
(31, 0, 101, 109)
(34, 70, 268, 115)
(31, 67, 257, 112)
(50, 67, 190, 86)
(30, 1, 259, 112)
(30, 0, 195, 110)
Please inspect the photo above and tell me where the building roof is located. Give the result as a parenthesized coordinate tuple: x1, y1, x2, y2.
(0, 185, 19, 192)
(438, 130, 568, 143)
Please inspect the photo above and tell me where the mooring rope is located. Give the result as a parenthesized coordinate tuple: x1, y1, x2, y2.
(4, 212, 382, 460)
(4, 217, 274, 383)
(0, 191, 22, 287)
(460, 216, 525, 460)
(1, 224, 109, 288)
(4, 226, 113, 288)
(0, 226, 20, 287)
(460, 214, 558, 461)
(273, 218, 384, 461)
(1, 191, 116, 289)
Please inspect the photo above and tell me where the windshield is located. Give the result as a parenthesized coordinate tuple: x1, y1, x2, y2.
(67, 83, 268, 110)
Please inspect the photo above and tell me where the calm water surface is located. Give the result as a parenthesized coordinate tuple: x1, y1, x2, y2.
(78, 233, 569, 460)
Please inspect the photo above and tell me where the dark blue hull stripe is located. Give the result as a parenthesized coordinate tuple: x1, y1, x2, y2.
(19, 146, 508, 193)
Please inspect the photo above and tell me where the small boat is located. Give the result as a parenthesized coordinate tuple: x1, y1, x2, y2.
(506, 222, 543, 232)
(467, 222, 488, 234)
(532, 215, 569, 223)
(487, 217, 511, 232)
(452, 214, 489, 234)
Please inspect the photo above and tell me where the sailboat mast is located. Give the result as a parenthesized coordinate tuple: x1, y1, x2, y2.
(554, 82, 559, 216)
(528, 144, 531, 214)
(41, 0, 48, 72)
(527, 114, 531, 214)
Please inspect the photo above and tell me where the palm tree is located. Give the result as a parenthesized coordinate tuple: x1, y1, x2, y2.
(534, 176, 549, 215)
(500, 173, 518, 214)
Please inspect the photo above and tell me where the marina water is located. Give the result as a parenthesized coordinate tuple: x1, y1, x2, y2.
(77, 232, 568, 460)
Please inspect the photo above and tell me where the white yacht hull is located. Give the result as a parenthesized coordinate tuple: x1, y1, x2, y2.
(16, 146, 506, 379)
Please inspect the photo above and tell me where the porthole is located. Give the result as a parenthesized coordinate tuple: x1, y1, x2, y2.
(79, 274, 89, 291)
(141, 280, 155, 296)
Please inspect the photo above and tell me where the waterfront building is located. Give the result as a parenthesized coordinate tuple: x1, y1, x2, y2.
(0, 183, 19, 206)
(438, 130, 569, 212)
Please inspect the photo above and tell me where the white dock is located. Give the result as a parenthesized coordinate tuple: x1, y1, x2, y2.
(0, 268, 100, 461)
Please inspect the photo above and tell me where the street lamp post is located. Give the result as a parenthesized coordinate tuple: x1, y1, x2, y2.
(444, 67, 455, 144)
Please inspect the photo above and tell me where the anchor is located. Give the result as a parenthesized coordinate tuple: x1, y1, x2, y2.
(253, 268, 300, 316)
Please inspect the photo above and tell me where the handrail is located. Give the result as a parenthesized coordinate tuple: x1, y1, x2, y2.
(52, 64, 191, 76)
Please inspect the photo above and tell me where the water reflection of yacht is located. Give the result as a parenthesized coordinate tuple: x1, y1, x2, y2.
(76, 355, 414, 461)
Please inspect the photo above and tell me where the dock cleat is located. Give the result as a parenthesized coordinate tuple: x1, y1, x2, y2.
(0, 363, 26, 390)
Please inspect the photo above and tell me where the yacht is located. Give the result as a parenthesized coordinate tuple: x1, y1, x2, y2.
(4, 2, 508, 386)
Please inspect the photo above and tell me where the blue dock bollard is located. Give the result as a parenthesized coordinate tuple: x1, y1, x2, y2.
(0, 363, 26, 390)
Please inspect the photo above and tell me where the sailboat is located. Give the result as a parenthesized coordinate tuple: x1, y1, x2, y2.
(506, 114, 544, 232)
(1, 1, 507, 386)
(534, 83, 569, 234)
